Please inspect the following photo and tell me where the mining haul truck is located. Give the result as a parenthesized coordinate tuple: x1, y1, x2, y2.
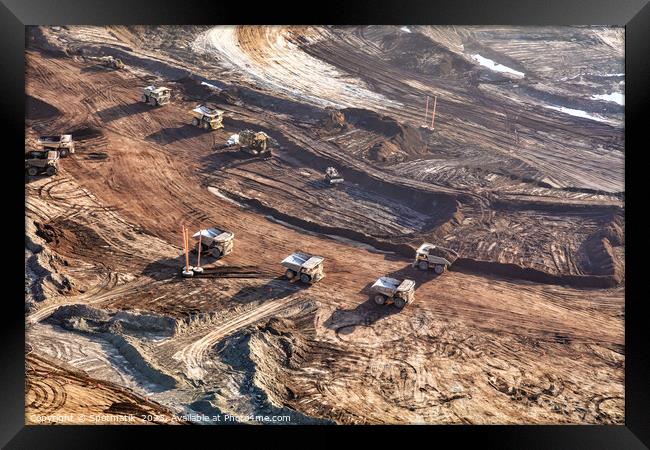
(192, 227, 234, 258)
(281, 251, 325, 284)
(37, 134, 75, 157)
(370, 277, 415, 309)
(26, 149, 59, 177)
(325, 167, 344, 185)
(190, 105, 224, 130)
(413, 242, 456, 274)
(141, 86, 171, 106)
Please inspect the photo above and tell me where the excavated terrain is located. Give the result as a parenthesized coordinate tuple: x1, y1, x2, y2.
(25, 25, 624, 425)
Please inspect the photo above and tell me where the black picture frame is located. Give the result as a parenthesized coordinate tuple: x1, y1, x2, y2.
(4, 0, 648, 447)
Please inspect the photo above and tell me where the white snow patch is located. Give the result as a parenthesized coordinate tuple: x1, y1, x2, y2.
(543, 105, 618, 125)
(558, 72, 624, 82)
(192, 26, 402, 110)
(591, 92, 624, 106)
(264, 215, 394, 255)
(471, 54, 525, 78)
(207, 187, 247, 208)
(200, 81, 219, 90)
(400, 26, 412, 33)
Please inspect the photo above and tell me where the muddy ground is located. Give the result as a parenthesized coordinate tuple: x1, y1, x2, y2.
(25, 25, 624, 424)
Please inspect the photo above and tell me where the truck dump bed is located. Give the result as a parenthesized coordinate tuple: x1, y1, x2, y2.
(192, 227, 233, 243)
(192, 105, 223, 117)
(371, 276, 401, 293)
(416, 242, 457, 265)
(38, 134, 72, 145)
(282, 252, 322, 271)
(146, 86, 170, 94)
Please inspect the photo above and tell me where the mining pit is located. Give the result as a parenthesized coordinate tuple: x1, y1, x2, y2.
(25, 25, 624, 425)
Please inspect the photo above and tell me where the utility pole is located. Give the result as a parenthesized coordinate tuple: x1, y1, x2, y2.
(430, 95, 437, 129)
(424, 95, 429, 126)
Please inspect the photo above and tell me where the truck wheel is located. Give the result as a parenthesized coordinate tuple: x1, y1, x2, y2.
(211, 248, 222, 258)
(27, 167, 38, 176)
(192, 118, 199, 126)
(374, 294, 387, 305)
(300, 273, 312, 284)
(203, 122, 209, 130)
(285, 269, 296, 280)
(59, 148, 68, 158)
(141, 94, 148, 103)
(46, 166, 57, 176)
(434, 264, 445, 274)
(418, 261, 429, 271)
(149, 97, 157, 106)
(394, 297, 406, 309)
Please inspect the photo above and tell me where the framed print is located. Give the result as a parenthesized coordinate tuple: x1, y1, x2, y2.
(3, 0, 649, 447)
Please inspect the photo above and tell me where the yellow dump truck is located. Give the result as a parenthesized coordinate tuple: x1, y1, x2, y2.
(190, 105, 224, 130)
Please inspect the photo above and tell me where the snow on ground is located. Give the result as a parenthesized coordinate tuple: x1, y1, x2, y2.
(591, 92, 624, 106)
(543, 104, 618, 125)
(471, 54, 525, 78)
(192, 26, 401, 110)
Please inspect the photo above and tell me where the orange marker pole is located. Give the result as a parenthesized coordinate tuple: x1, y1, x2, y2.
(184, 226, 190, 271)
(182, 225, 186, 268)
(197, 231, 202, 268)
(431, 95, 437, 129)
(424, 95, 429, 125)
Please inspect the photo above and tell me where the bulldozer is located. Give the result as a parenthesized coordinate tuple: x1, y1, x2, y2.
(413, 242, 457, 274)
(325, 167, 344, 185)
(238, 129, 274, 157)
(101, 56, 125, 70)
(370, 277, 415, 309)
(37, 134, 75, 158)
(281, 251, 325, 284)
(141, 86, 171, 106)
(192, 227, 234, 259)
(322, 107, 346, 130)
(190, 105, 224, 130)
(25, 149, 59, 177)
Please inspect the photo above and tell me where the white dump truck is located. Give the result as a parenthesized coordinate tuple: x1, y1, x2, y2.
(192, 227, 234, 258)
(370, 277, 415, 309)
(190, 105, 224, 130)
(281, 251, 325, 284)
(141, 86, 171, 106)
(37, 134, 75, 157)
(325, 167, 344, 185)
(413, 242, 454, 274)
